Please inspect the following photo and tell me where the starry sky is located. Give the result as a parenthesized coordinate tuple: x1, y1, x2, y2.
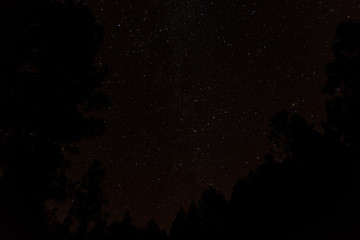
(67, 0, 360, 231)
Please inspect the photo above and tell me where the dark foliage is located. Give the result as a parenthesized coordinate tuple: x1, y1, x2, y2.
(0, 0, 107, 239)
(168, 19, 360, 240)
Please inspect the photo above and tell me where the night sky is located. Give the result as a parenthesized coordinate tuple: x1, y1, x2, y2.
(65, 0, 360, 230)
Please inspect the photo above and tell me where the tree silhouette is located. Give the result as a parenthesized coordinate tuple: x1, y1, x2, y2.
(61, 160, 107, 240)
(170, 207, 187, 240)
(142, 219, 168, 240)
(322, 19, 360, 236)
(324, 20, 360, 146)
(197, 187, 228, 238)
(167, 19, 360, 240)
(169, 189, 228, 240)
(106, 212, 142, 240)
(184, 201, 201, 239)
(228, 20, 360, 239)
(0, 0, 107, 239)
(169, 201, 201, 240)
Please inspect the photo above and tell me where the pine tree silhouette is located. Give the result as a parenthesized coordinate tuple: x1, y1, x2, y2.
(170, 207, 186, 240)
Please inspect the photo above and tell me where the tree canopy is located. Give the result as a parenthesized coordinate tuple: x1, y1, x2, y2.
(0, 0, 107, 238)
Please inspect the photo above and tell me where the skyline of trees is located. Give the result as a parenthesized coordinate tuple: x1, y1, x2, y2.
(1, 0, 360, 239)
